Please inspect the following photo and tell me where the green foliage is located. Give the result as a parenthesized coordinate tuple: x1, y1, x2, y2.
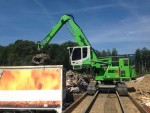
(0, 40, 37, 66)
(112, 48, 118, 56)
(135, 47, 150, 75)
(0, 40, 149, 74)
(0, 40, 77, 68)
(0, 45, 8, 65)
(95, 49, 117, 57)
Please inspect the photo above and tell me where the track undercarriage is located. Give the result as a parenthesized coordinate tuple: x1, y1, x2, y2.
(87, 81, 128, 96)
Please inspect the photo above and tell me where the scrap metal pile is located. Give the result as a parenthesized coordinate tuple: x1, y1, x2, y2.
(66, 70, 90, 93)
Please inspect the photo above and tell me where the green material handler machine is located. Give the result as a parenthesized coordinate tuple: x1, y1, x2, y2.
(32, 14, 136, 95)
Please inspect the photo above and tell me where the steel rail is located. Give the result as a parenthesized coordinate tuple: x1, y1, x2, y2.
(116, 91, 148, 113)
(116, 91, 126, 113)
(82, 90, 99, 113)
(64, 90, 148, 113)
(63, 92, 87, 113)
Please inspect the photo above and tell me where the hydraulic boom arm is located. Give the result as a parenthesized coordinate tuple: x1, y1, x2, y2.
(38, 14, 92, 49)
(33, 14, 97, 64)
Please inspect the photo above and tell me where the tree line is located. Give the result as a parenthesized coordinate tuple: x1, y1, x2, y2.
(135, 47, 150, 75)
(0, 40, 149, 74)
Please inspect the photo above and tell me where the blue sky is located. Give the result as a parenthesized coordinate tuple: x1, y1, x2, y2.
(0, 0, 150, 54)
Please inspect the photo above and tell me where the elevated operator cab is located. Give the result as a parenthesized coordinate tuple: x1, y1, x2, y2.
(68, 46, 91, 69)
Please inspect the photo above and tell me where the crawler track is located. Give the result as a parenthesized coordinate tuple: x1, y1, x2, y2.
(63, 90, 148, 113)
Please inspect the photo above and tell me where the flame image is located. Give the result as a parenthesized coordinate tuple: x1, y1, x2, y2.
(0, 68, 61, 108)
(0, 69, 61, 90)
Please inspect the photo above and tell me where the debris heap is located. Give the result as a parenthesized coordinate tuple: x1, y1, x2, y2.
(126, 74, 150, 108)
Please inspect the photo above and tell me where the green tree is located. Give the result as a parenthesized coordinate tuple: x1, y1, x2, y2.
(112, 48, 117, 56)
(101, 50, 107, 57)
(142, 47, 149, 72)
(135, 47, 150, 75)
(95, 50, 101, 57)
(106, 49, 111, 56)
(0, 40, 37, 66)
(0, 46, 8, 65)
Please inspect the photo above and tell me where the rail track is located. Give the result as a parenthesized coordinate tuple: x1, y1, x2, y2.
(63, 90, 148, 113)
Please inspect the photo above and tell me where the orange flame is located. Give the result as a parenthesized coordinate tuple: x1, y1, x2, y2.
(0, 69, 61, 107)
(0, 69, 61, 90)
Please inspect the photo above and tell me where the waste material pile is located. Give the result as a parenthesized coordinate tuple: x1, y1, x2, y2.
(66, 70, 90, 93)
(126, 74, 150, 107)
(64, 70, 90, 107)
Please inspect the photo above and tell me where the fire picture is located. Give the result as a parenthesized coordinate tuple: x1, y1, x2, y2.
(0, 68, 62, 108)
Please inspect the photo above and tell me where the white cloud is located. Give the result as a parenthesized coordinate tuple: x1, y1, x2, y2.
(43, 4, 116, 15)
(88, 15, 150, 43)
